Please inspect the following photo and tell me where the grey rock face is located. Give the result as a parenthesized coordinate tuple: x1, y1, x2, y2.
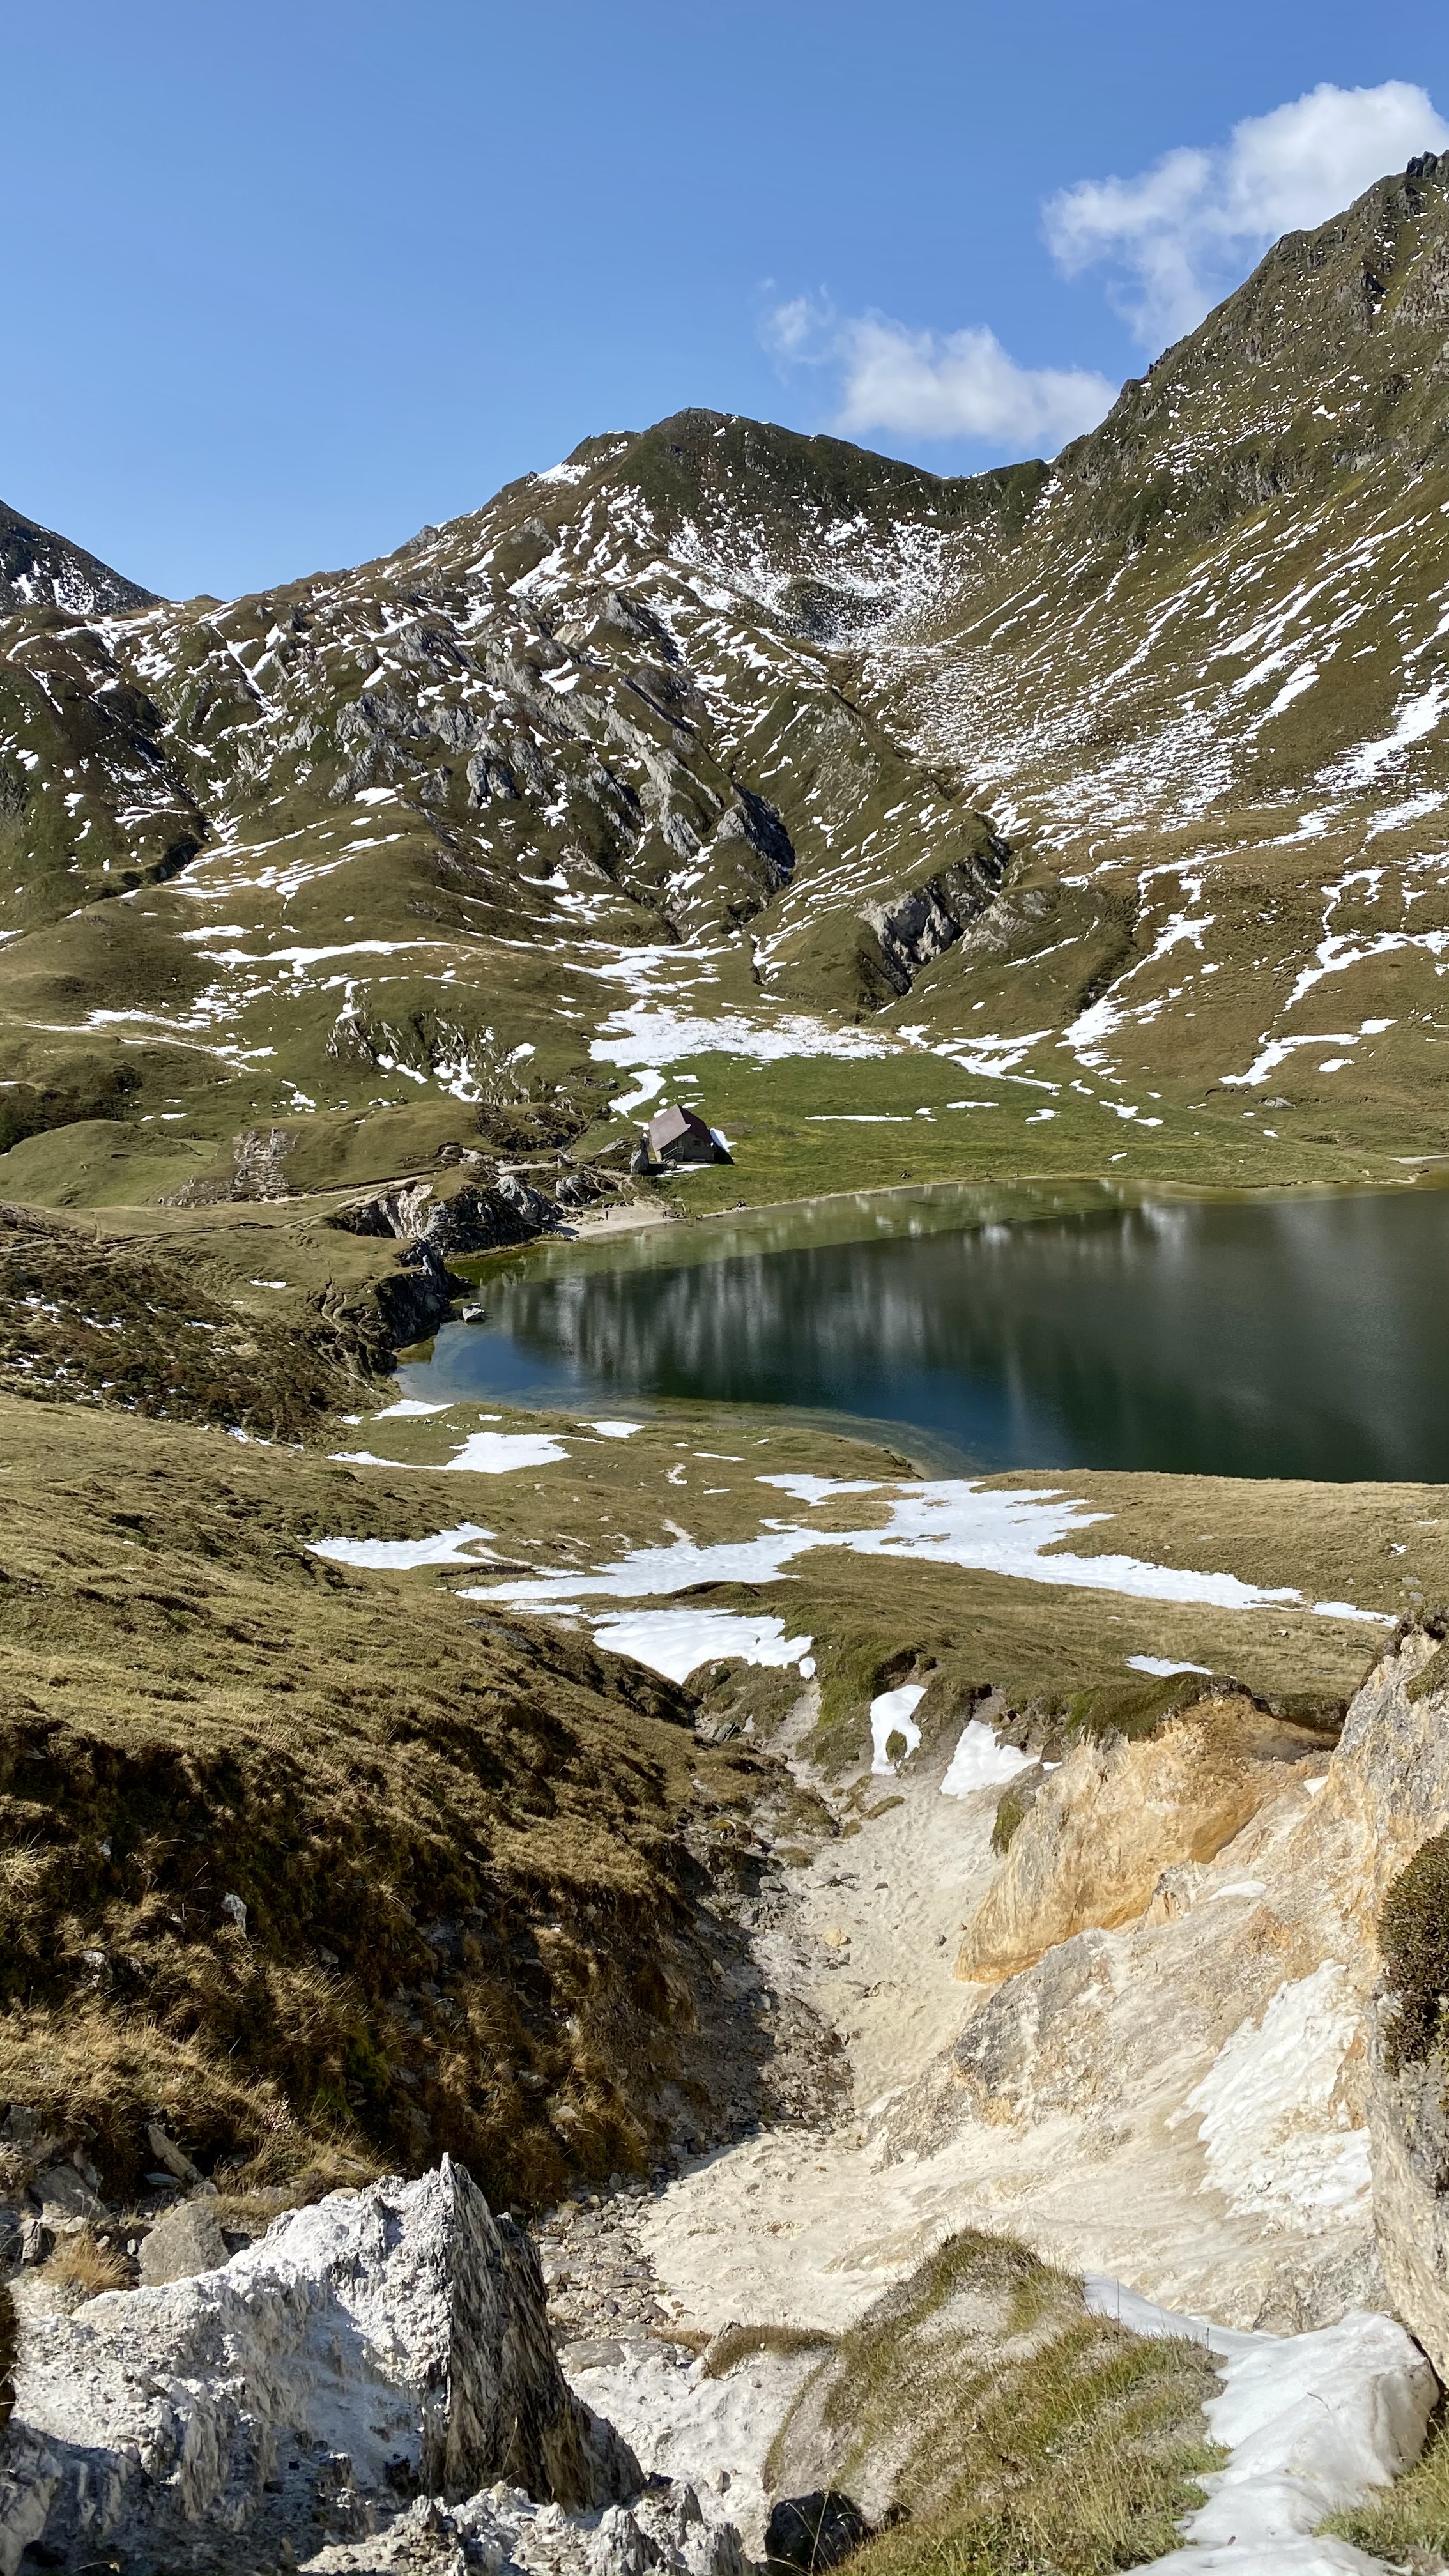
(227, 1123, 296, 1200)
(137, 2193, 228, 2287)
(2, 2156, 641, 2576)
(1369, 2014, 1449, 2380)
(334, 1176, 555, 1257)
(1355, 1627, 1449, 2373)
(373, 1241, 467, 1347)
(862, 840, 1009, 996)
(31, 2163, 107, 2232)
(495, 1172, 558, 1230)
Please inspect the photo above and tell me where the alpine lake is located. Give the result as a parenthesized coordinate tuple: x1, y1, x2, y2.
(397, 1177, 1449, 1483)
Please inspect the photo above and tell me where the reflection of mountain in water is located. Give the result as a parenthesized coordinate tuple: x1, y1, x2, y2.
(456, 1192, 1449, 1482)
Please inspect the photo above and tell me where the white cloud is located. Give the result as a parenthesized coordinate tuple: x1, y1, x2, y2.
(762, 293, 827, 362)
(762, 296, 1114, 455)
(1045, 80, 1449, 346)
(834, 318, 1115, 450)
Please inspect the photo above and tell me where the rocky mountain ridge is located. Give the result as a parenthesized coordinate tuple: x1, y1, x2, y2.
(1, 157, 1448, 1204)
(0, 500, 157, 622)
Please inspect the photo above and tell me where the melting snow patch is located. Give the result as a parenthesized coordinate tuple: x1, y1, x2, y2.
(445, 1430, 570, 1473)
(871, 1682, 926, 1774)
(759, 1474, 883, 1505)
(590, 1608, 814, 1685)
(470, 1478, 1387, 1623)
(1174, 1964, 1373, 2227)
(373, 1399, 452, 1418)
(1089, 2276, 1435, 2576)
(613, 1069, 665, 1116)
(584, 1420, 646, 1438)
(940, 1719, 1034, 1798)
(1126, 1655, 1213, 1676)
(592, 1000, 900, 1069)
(332, 1432, 569, 1474)
(1332, 675, 1449, 788)
(307, 1524, 494, 1570)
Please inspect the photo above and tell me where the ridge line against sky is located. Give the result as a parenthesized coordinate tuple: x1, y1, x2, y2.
(763, 80, 1449, 452)
(3, 3, 1449, 600)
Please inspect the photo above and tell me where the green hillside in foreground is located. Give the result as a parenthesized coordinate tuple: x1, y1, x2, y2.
(0, 156, 1446, 1216)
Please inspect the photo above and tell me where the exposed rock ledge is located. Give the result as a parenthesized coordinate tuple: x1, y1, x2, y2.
(0, 2158, 670, 2576)
(956, 1691, 1326, 1981)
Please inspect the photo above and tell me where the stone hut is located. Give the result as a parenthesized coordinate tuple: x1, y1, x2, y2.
(644, 1104, 730, 1165)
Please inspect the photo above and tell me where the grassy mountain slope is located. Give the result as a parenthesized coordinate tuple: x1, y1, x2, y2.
(0, 160, 1447, 1214)
(0, 1394, 789, 2206)
(869, 158, 1449, 1126)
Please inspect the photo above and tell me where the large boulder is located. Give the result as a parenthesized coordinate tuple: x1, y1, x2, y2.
(332, 1176, 555, 1256)
(1, 2156, 641, 2575)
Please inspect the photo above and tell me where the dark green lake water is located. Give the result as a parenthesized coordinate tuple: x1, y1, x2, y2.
(401, 1181, 1449, 1480)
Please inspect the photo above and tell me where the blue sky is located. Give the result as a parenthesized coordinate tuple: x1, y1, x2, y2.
(4, 0, 1448, 600)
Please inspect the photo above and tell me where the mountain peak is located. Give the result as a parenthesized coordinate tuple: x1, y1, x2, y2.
(0, 500, 160, 619)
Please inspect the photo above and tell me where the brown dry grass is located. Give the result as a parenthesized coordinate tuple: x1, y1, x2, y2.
(0, 1395, 774, 2209)
(702, 2321, 835, 2379)
(0, 1199, 379, 1434)
(41, 2225, 130, 2297)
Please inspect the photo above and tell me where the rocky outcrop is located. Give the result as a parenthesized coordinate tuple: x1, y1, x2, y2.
(1367, 2012, 1449, 2380)
(1321, 1620, 1449, 1929)
(0, 2278, 14, 2435)
(350, 1170, 569, 1346)
(305, 2475, 748, 2576)
(1361, 1626, 1449, 2376)
(372, 1241, 466, 1348)
(333, 1174, 559, 1255)
(137, 2193, 227, 2287)
(229, 1124, 296, 1200)
(494, 1172, 561, 1232)
(955, 1695, 1319, 1982)
(1, 2158, 641, 2576)
(831, 1629, 1449, 2331)
(861, 836, 1009, 997)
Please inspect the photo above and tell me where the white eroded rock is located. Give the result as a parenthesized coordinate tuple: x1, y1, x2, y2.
(300, 2476, 747, 2576)
(0, 2156, 641, 2575)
